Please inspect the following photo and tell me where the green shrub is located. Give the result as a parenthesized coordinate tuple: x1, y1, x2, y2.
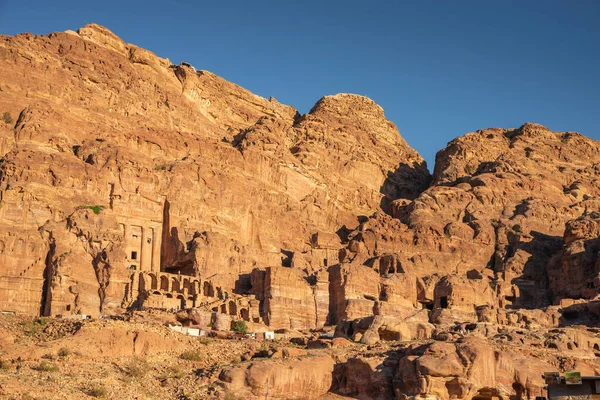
(37, 361, 58, 372)
(22, 317, 49, 336)
(87, 384, 108, 398)
(181, 349, 203, 361)
(77, 205, 105, 215)
(232, 320, 248, 334)
(58, 347, 71, 357)
(2, 112, 12, 124)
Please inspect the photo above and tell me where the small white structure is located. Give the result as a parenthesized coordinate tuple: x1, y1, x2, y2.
(264, 331, 275, 340)
(187, 328, 200, 337)
(62, 314, 88, 320)
(168, 324, 205, 338)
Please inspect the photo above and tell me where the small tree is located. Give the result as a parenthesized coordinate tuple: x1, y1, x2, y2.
(232, 320, 248, 334)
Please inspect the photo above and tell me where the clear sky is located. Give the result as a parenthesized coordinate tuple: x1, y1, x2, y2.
(1, 0, 598, 170)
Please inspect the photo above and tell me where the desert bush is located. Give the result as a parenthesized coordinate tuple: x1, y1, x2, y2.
(58, 347, 71, 357)
(2, 112, 12, 124)
(37, 361, 58, 372)
(159, 365, 184, 380)
(124, 356, 149, 378)
(198, 337, 212, 345)
(22, 317, 49, 336)
(87, 383, 108, 398)
(0, 359, 10, 370)
(181, 349, 203, 361)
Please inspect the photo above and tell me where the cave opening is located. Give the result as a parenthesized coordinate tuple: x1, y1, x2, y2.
(440, 296, 448, 309)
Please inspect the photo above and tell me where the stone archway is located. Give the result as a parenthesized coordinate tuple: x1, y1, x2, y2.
(171, 277, 180, 292)
(139, 273, 147, 292)
(204, 282, 214, 297)
(240, 308, 250, 322)
(228, 301, 237, 316)
(150, 273, 158, 290)
(191, 280, 199, 295)
(177, 294, 186, 309)
(160, 275, 169, 291)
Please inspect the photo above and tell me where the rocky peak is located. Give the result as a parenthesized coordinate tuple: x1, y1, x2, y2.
(433, 122, 600, 185)
(76, 23, 128, 55)
(308, 93, 385, 120)
(509, 122, 552, 139)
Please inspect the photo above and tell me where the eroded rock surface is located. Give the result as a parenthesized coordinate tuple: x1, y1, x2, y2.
(1, 24, 600, 400)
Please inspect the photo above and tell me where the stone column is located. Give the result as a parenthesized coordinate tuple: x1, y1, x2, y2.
(151, 224, 161, 272)
(141, 226, 153, 272)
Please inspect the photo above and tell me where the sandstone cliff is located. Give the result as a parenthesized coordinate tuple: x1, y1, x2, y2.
(0, 24, 430, 317)
(1, 24, 600, 400)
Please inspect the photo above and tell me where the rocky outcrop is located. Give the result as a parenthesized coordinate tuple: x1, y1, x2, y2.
(219, 355, 335, 399)
(341, 122, 600, 318)
(547, 213, 600, 303)
(395, 337, 553, 400)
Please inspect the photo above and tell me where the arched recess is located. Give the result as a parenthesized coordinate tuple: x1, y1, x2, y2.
(160, 276, 169, 291)
(150, 274, 158, 290)
(171, 277, 180, 292)
(228, 301, 237, 316)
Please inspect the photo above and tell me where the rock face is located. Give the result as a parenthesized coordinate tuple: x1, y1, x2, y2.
(0, 24, 429, 317)
(2, 23, 600, 400)
(219, 355, 335, 399)
(394, 337, 554, 400)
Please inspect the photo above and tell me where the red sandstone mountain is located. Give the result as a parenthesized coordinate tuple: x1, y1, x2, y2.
(0, 24, 429, 317)
(1, 24, 600, 400)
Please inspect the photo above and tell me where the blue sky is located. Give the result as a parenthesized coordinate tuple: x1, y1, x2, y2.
(1, 0, 598, 169)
